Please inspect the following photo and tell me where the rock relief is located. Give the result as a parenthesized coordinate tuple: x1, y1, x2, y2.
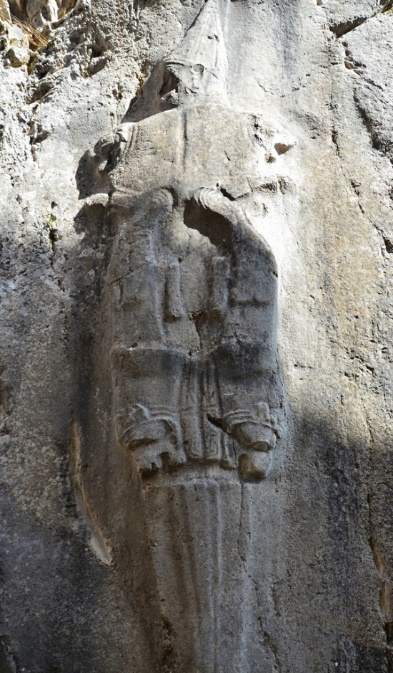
(84, 2, 296, 671)
(102, 0, 294, 484)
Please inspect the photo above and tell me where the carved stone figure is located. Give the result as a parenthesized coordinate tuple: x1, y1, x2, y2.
(99, 0, 294, 669)
(109, 178, 282, 481)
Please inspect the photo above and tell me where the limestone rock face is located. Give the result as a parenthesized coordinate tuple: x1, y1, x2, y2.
(1, 0, 393, 672)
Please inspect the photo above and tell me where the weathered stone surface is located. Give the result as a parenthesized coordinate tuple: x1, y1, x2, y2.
(1, 0, 393, 671)
(76, 9, 293, 668)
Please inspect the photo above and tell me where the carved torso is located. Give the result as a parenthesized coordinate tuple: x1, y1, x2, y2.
(106, 103, 286, 481)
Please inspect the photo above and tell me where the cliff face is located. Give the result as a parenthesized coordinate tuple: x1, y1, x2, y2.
(1, 1, 393, 671)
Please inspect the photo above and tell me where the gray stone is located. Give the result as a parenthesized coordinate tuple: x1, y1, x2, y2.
(5, 44, 29, 65)
(77, 6, 293, 667)
(0, 0, 393, 671)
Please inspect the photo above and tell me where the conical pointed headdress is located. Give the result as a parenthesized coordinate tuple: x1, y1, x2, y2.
(165, 0, 228, 98)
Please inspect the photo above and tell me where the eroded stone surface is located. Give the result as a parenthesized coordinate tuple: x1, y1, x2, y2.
(78, 7, 293, 667)
(1, 0, 393, 671)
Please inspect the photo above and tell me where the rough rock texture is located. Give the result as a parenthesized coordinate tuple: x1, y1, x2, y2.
(1, 0, 393, 671)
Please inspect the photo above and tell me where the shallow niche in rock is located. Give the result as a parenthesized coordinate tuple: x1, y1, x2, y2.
(85, 53, 109, 76)
(383, 236, 393, 254)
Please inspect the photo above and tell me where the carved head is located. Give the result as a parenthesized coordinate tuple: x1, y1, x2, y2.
(163, 58, 226, 105)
